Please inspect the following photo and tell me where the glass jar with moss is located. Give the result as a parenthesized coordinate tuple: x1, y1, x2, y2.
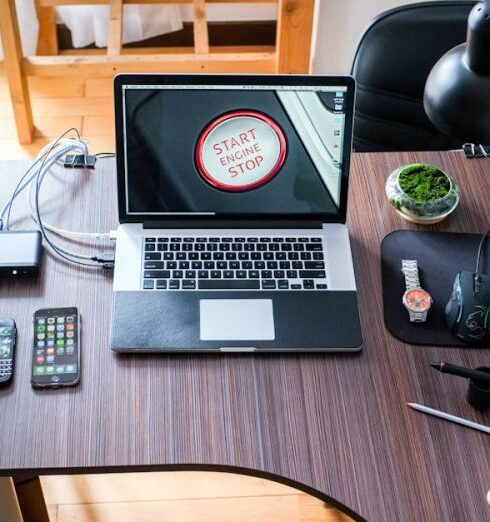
(385, 163, 459, 224)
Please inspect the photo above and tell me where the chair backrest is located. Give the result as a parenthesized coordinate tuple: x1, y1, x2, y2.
(351, 1, 476, 152)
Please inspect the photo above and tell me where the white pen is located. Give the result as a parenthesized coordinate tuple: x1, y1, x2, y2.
(407, 402, 490, 435)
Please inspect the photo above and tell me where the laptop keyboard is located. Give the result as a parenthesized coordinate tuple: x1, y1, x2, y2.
(141, 236, 328, 291)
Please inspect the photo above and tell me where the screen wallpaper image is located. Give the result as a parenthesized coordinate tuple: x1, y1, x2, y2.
(123, 86, 348, 215)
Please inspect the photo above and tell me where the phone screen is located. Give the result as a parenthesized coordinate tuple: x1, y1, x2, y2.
(32, 307, 80, 387)
(0, 323, 14, 360)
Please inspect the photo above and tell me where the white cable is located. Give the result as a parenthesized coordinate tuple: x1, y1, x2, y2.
(27, 139, 112, 241)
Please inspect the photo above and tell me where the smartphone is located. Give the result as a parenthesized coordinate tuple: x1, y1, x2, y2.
(0, 318, 16, 385)
(32, 307, 80, 388)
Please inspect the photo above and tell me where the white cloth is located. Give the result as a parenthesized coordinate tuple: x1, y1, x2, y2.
(0, 0, 39, 60)
(56, 5, 183, 48)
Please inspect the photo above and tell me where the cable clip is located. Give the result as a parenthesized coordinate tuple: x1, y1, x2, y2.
(463, 143, 489, 158)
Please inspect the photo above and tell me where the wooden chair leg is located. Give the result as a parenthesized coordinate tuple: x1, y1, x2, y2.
(276, 0, 315, 73)
(0, 0, 34, 144)
(12, 475, 50, 522)
(34, 2, 59, 55)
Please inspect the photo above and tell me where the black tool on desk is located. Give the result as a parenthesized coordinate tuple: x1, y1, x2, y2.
(445, 230, 490, 343)
(0, 318, 16, 385)
(429, 361, 490, 411)
(429, 361, 490, 383)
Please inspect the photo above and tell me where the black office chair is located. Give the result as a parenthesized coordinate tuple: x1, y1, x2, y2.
(351, 1, 476, 152)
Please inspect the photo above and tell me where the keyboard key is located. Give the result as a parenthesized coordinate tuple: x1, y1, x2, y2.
(300, 252, 312, 260)
(170, 244, 181, 251)
(169, 280, 180, 290)
(299, 238, 309, 243)
(261, 270, 273, 279)
(196, 238, 207, 243)
(273, 237, 284, 243)
(145, 237, 156, 243)
(299, 270, 326, 279)
(303, 280, 314, 289)
(268, 244, 280, 251)
(226, 253, 237, 260)
(183, 280, 196, 289)
(313, 252, 324, 260)
(238, 252, 249, 260)
(176, 252, 186, 260)
(209, 238, 220, 242)
(257, 244, 267, 251)
(217, 261, 227, 269)
(260, 238, 271, 242)
(157, 244, 168, 251)
(199, 280, 260, 290)
(207, 243, 218, 251)
(167, 261, 177, 270)
(185, 270, 196, 278)
(236, 270, 247, 278)
(183, 237, 194, 242)
(144, 270, 170, 278)
(274, 270, 285, 278)
(291, 284, 302, 289)
(249, 270, 260, 279)
(229, 261, 240, 270)
(288, 252, 299, 260)
(198, 270, 209, 279)
(305, 261, 325, 269)
(267, 261, 278, 269)
(157, 237, 169, 242)
(211, 271, 221, 279)
(244, 244, 255, 251)
(263, 252, 274, 260)
(311, 237, 322, 242)
(287, 270, 298, 278)
(262, 280, 276, 289)
(179, 261, 190, 269)
(276, 252, 286, 260)
(201, 252, 212, 260)
(316, 284, 328, 289)
(156, 280, 167, 289)
(145, 243, 155, 251)
(293, 244, 304, 251)
(232, 244, 242, 251)
(278, 280, 289, 289)
(249, 237, 258, 243)
(235, 237, 245, 242)
(292, 261, 303, 269)
(192, 261, 202, 270)
(182, 243, 192, 251)
(189, 253, 199, 260)
(213, 252, 224, 260)
(143, 280, 154, 289)
(172, 271, 183, 279)
(219, 244, 231, 251)
(204, 261, 215, 269)
(144, 261, 164, 269)
(171, 237, 182, 242)
(285, 237, 296, 242)
(254, 261, 265, 269)
(145, 253, 161, 260)
(163, 253, 174, 260)
(281, 243, 292, 251)
(306, 243, 323, 251)
(251, 252, 261, 260)
(195, 244, 205, 251)
(279, 261, 290, 269)
(222, 237, 233, 242)
(224, 270, 234, 278)
(242, 261, 253, 269)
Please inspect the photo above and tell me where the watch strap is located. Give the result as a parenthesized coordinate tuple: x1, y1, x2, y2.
(408, 310, 427, 323)
(402, 259, 420, 290)
(463, 143, 490, 158)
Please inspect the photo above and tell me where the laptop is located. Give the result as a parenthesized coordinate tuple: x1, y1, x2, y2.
(110, 74, 363, 353)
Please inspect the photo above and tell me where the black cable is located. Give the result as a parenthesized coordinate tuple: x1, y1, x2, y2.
(475, 229, 490, 274)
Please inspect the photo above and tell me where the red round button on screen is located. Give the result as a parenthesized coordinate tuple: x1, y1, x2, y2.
(195, 110, 287, 191)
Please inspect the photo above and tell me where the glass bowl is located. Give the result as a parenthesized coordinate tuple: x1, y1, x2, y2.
(385, 163, 459, 224)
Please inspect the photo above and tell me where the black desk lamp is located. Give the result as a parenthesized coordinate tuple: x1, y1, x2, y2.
(424, 0, 490, 144)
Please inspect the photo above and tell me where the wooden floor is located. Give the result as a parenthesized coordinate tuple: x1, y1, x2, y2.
(40, 472, 353, 522)
(1, 67, 352, 522)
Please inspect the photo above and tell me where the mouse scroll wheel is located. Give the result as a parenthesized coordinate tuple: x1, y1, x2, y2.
(474, 274, 482, 293)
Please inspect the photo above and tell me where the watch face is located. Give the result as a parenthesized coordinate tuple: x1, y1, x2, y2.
(404, 289, 432, 312)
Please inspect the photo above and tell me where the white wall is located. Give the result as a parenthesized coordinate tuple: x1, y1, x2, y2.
(312, 0, 436, 74)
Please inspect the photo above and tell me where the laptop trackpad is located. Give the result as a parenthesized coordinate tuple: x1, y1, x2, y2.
(200, 299, 275, 341)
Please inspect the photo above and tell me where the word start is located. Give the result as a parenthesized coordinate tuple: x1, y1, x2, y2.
(212, 128, 264, 177)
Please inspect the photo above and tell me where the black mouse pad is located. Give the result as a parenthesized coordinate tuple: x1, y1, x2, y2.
(381, 230, 490, 347)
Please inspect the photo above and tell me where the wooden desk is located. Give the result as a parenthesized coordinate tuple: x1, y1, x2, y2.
(0, 151, 489, 522)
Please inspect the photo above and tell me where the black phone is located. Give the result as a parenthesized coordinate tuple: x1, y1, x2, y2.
(31, 307, 80, 388)
(0, 318, 16, 384)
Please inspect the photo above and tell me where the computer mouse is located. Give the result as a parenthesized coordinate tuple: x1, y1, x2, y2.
(445, 270, 490, 342)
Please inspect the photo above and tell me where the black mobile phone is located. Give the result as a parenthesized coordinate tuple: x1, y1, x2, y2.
(0, 318, 16, 385)
(31, 307, 80, 388)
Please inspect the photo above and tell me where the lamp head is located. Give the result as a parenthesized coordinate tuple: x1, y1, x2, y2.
(424, 1, 490, 143)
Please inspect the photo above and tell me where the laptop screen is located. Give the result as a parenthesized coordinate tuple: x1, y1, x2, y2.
(117, 77, 354, 220)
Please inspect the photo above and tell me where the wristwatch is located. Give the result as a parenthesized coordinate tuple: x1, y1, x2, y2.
(401, 260, 432, 322)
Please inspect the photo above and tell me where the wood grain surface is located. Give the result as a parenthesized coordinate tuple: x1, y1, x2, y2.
(0, 152, 489, 522)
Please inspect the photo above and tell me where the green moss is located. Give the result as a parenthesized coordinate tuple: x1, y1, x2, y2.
(398, 164, 449, 204)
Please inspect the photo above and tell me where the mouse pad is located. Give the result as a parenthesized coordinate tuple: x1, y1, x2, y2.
(381, 230, 490, 347)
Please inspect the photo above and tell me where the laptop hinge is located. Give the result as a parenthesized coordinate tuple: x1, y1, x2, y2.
(143, 219, 324, 230)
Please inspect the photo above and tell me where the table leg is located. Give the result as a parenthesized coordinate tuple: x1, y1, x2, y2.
(0, 477, 24, 522)
(12, 475, 50, 522)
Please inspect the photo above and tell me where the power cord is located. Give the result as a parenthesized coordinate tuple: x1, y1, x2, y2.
(1, 128, 116, 269)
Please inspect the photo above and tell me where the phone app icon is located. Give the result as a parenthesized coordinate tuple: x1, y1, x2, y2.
(0, 327, 11, 335)
(56, 339, 64, 346)
(66, 339, 74, 346)
(65, 364, 76, 373)
(46, 348, 55, 355)
(47, 317, 55, 324)
(37, 318, 46, 324)
(47, 333, 55, 339)
(46, 355, 55, 363)
(66, 331, 74, 338)
(47, 340, 55, 347)
(57, 332, 64, 339)
(36, 325, 45, 333)
(36, 355, 44, 363)
(34, 366, 45, 375)
(66, 316, 75, 323)
(45, 366, 54, 374)
(56, 347, 64, 355)
(37, 341, 45, 348)
(56, 365, 64, 373)
(47, 325, 55, 332)
(66, 346, 74, 355)
(37, 333, 45, 340)
(66, 323, 74, 331)
(36, 349, 44, 355)
(56, 324, 64, 332)
(57, 317, 65, 324)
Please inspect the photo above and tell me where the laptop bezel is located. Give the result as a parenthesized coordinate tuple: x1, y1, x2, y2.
(113, 74, 355, 225)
